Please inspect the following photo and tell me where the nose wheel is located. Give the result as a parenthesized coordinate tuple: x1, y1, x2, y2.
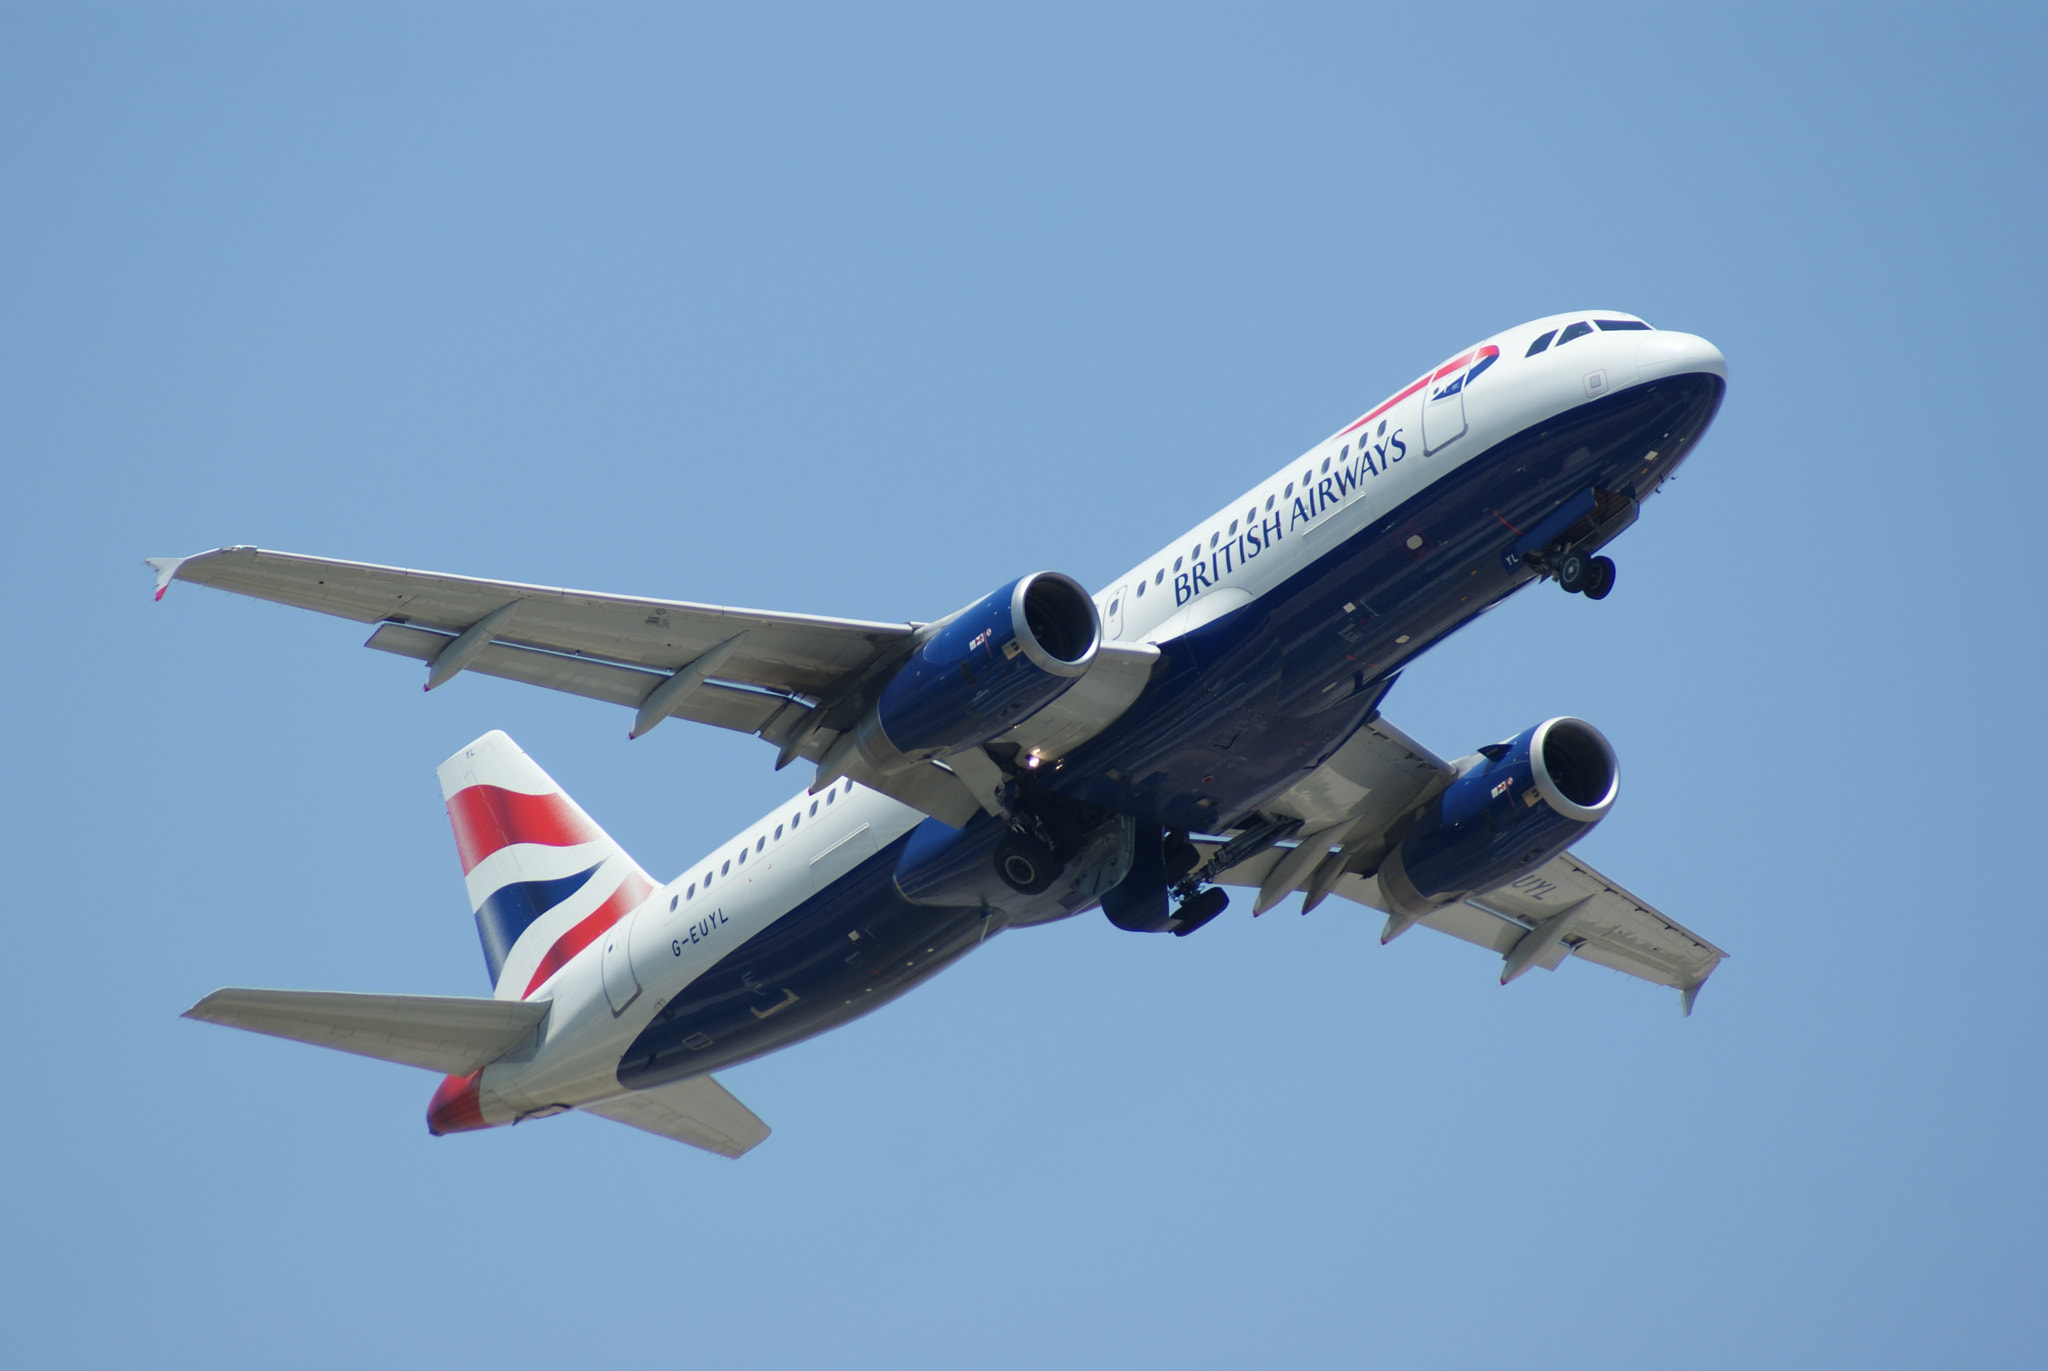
(1557, 552, 1616, 601)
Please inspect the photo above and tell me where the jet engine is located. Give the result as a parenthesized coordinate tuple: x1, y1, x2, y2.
(872, 572, 1100, 758)
(1377, 717, 1617, 919)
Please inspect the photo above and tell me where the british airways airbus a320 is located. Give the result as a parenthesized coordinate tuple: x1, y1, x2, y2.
(157, 311, 1728, 1157)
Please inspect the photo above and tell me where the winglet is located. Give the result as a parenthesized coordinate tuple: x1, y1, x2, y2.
(1680, 976, 1708, 1018)
(145, 556, 189, 601)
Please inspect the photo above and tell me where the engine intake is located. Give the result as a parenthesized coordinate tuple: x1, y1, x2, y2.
(1378, 717, 1618, 918)
(874, 572, 1101, 758)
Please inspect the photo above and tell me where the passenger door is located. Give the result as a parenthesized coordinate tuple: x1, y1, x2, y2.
(1421, 354, 1470, 454)
(601, 908, 642, 1015)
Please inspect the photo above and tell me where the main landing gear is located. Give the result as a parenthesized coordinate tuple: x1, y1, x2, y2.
(1557, 551, 1616, 601)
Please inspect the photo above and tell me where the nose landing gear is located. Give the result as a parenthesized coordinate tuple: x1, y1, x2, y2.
(1556, 551, 1616, 601)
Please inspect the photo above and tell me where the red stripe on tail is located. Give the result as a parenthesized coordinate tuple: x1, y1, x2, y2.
(446, 785, 600, 874)
(521, 872, 655, 999)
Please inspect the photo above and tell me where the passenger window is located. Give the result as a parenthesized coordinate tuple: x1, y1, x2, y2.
(687, 883, 695, 898)
(1285, 482, 1294, 498)
(1595, 319, 1650, 331)
(720, 861, 729, 876)
(1135, 581, 1145, 597)
(845, 779, 854, 793)
(670, 894, 679, 911)
(1556, 321, 1593, 346)
(756, 837, 765, 852)
(809, 801, 818, 816)
(826, 791, 834, 805)
(737, 849, 746, 865)
(1173, 556, 1183, 572)
(1228, 520, 1238, 536)
(1208, 532, 1218, 549)
(1320, 457, 1330, 474)
(775, 824, 783, 840)
(1265, 495, 1274, 510)
(703, 869, 712, 886)
(1526, 330, 1557, 356)
(1301, 469, 1311, 486)
(1154, 569, 1164, 584)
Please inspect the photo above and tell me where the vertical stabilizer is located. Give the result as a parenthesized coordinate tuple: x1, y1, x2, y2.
(438, 731, 655, 999)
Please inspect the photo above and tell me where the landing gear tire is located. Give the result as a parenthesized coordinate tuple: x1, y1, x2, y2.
(1557, 551, 1591, 594)
(1171, 886, 1231, 937)
(995, 833, 1063, 895)
(1582, 555, 1616, 601)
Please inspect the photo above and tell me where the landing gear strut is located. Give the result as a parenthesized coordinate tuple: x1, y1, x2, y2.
(1557, 552, 1616, 600)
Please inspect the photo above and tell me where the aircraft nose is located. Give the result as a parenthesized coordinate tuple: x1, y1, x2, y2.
(1636, 330, 1726, 382)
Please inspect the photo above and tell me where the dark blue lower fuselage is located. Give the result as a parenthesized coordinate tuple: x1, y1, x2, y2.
(620, 372, 1725, 1087)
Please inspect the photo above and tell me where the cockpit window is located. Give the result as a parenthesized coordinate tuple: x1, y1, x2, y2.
(1525, 329, 1557, 357)
(1556, 321, 1594, 347)
(1595, 319, 1650, 331)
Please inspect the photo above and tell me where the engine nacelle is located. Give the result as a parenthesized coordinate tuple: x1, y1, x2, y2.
(874, 572, 1100, 758)
(1377, 717, 1618, 918)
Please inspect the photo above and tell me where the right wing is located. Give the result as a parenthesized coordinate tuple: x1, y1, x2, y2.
(581, 1076, 771, 1159)
(183, 988, 549, 1076)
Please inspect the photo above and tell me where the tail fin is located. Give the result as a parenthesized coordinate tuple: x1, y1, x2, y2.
(439, 730, 656, 1000)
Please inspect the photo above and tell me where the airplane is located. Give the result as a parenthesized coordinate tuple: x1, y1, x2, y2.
(157, 309, 1729, 1158)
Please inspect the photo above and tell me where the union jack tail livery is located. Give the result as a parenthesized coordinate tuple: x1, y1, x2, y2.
(439, 731, 656, 1002)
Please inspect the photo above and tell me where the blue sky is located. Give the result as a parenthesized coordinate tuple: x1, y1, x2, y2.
(5, 4, 2045, 1366)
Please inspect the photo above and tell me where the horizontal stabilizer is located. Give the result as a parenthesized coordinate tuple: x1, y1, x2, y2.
(581, 1075, 771, 1158)
(184, 988, 550, 1076)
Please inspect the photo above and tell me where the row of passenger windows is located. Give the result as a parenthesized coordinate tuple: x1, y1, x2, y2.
(672, 777, 858, 907)
(1526, 318, 1650, 356)
(1127, 325, 1642, 610)
(1129, 428, 1396, 601)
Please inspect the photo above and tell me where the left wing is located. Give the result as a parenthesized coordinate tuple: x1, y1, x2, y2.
(152, 544, 916, 714)
(581, 1076, 771, 1158)
(149, 547, 1160, 827)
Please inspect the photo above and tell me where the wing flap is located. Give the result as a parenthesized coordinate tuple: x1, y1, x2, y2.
(1204, 844, 1723, 1004)
(184, 988, 549, 1076)
(1476, 850, 1727, 990)
(167, 546, 914, 698)
(581, 1075, 771, 1158)
(364, 623, 791, 736)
